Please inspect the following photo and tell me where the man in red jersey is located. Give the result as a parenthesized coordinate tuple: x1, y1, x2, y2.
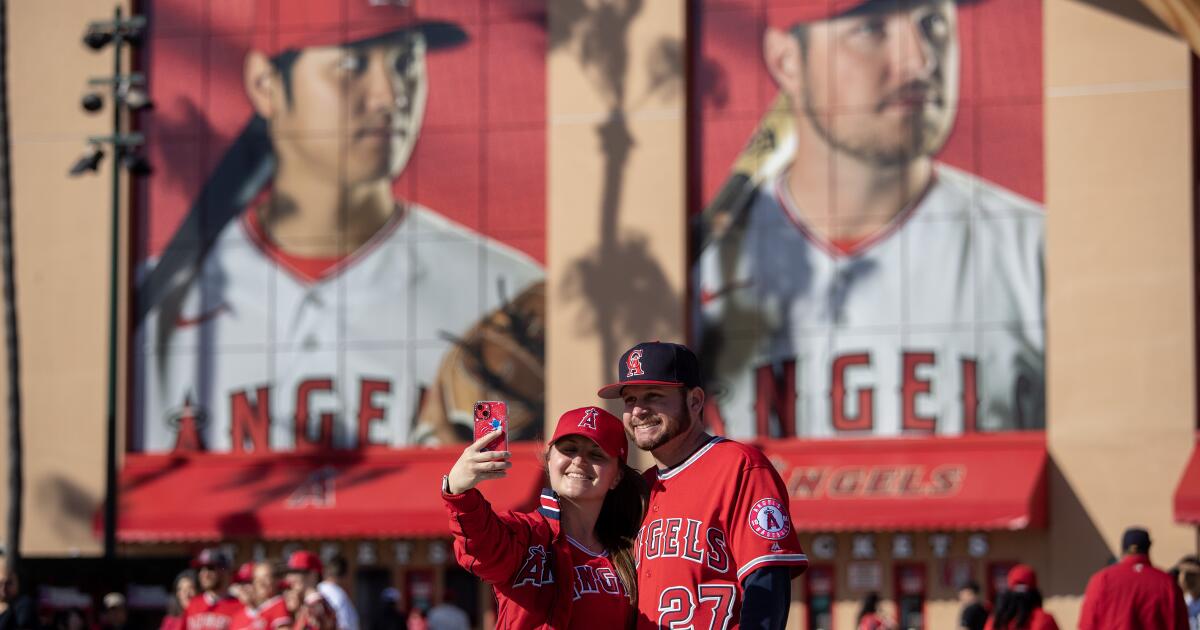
(284, 551, 336, 630)
(182, 549, 244, 630)
(230, 563, 255, 609)
(230, 563, 292, 630)
(1080, 527, 1189, 630)
(598, 342, 808, 630)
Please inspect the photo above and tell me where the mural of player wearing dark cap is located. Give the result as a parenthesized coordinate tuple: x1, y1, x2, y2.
(695, 0, 1044, 438)
(135, 1, 544, 452)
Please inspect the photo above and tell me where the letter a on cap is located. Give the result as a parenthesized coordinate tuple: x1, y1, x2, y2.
(626, 349, 645, 377)
(578, 408, 599, 429)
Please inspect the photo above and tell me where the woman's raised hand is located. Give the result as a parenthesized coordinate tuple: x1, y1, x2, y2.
(445, 430, 512, 494)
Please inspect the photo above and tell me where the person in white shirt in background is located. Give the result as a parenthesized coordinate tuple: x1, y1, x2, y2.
(424, 592, 468, 630)
(316, 556, 359, 630)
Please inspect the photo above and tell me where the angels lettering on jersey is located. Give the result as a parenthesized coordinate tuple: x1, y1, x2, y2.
(136, 206, 543, 453)
(636, 518, 731, 574)
(696, 166, 1045, 438)
(510, 542, 626, 602)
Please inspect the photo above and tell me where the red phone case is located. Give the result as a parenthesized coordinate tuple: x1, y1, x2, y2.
(473, 401, 508, 452)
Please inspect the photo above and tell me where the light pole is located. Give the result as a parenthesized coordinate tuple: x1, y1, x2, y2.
(0, 0, 21, 573)
(70, 5, 150, 562)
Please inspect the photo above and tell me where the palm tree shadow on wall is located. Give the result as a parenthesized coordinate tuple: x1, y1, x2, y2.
(552, 0, 685, 381)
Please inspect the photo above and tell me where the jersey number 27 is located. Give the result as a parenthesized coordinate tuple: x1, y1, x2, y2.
(657, 584, 736, 630)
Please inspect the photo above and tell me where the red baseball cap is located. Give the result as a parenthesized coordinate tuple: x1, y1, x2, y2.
(233, 562, 255, 585)
(1007, 564, 1038, 591)
(549, 407, 628, 464)
(766, 0, 873, 28)
(286, 550, 323, 575)
(249, 0, 467, 58)
(766, 0, 978, 29)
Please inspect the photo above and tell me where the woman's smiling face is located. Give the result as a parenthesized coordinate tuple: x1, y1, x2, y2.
(548, 434, 620, 502)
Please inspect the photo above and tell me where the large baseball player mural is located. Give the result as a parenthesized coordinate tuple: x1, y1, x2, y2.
(133, 0, 547, 452)
(694, 0, 1045, 438)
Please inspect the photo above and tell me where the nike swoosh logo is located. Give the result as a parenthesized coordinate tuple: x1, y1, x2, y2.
(700, 279, 753, 305)
(174, 304, 230, 328)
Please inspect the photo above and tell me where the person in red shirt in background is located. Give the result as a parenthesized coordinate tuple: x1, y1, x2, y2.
(182, 549, 244, 630)
(985, 565, 1058, 630)
(231, 564, 256, 609)
(230, 563, 292, 630)
(856, 592, 896, 630)
(283, 552, 335, 630)
(1080, 527, 1189, 630)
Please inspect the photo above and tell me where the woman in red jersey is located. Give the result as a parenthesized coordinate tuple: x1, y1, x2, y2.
(986, 565, 1059, 630)
(443, 406, 646, 630)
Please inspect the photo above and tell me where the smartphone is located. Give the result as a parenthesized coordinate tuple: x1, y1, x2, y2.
(473, 401, 508, 452)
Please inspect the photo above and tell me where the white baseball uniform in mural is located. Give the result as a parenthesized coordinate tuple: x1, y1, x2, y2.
(696, 164, 1044, 438)
(135, 205, 543, 452)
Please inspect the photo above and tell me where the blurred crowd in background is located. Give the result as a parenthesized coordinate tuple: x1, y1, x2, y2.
(0, 548, 473, 630)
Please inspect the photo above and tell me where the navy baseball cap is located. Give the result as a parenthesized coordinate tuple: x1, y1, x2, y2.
(191, 547, 230, 570)
(1121, 527, 1151, 551)
(597, 342, 702, 399)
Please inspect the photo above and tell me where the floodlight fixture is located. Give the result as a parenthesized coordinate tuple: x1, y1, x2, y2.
(68, 145, 105, 176)
(121, 152, 153, 176)
(83, 27, 113, 50)
(81, 92, 103, 113)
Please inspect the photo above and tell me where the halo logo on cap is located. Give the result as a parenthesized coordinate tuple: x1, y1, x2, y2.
(550, 406, 627, 462)
(578, 408, 599, 429)
(626, 349, 645, 377)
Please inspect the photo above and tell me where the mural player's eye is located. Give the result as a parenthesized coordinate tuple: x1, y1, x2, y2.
(854, 16, 888, 40)
(919, 12, 950, 43)
(394, 52, 414, 74)
(337, 52, 368, 75)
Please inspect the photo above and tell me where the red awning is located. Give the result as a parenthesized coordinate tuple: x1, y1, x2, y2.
(760, 433, 1047, 531)
(105, 445, 546, 542)
(1173, 436, 1200, 524)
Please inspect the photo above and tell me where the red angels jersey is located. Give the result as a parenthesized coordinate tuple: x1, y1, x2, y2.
(636, 437, 808, 630)
(229, 596, 292, 630)
(696, 164, 1044, 438)
(135, 204, 543, 452)
(182, 592, 244, 630)
(564, 535, 632, 629)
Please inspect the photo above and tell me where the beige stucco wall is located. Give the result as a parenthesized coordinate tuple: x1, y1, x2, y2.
(0, 0, 134, 557)
(546, 0, 688, 472)
(1043, 0, 1195, 624)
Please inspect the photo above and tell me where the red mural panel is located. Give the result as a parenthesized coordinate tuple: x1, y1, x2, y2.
(133, 0, 547, 454)
(692, 0, 1045, 440)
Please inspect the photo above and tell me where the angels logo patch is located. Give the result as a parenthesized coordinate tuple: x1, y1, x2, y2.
(626, 349, 645, 377)
(748, 498, 791, 540)
(579, 407, 599, 429)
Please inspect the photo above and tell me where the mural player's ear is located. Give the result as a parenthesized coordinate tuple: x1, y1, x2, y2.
(244, 51, 279, 119)
(763, 27, 803, 96)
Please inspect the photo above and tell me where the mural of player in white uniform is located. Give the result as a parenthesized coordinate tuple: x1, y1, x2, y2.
(695, 0, 1044, 438)
(136, 3, 543, 452)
